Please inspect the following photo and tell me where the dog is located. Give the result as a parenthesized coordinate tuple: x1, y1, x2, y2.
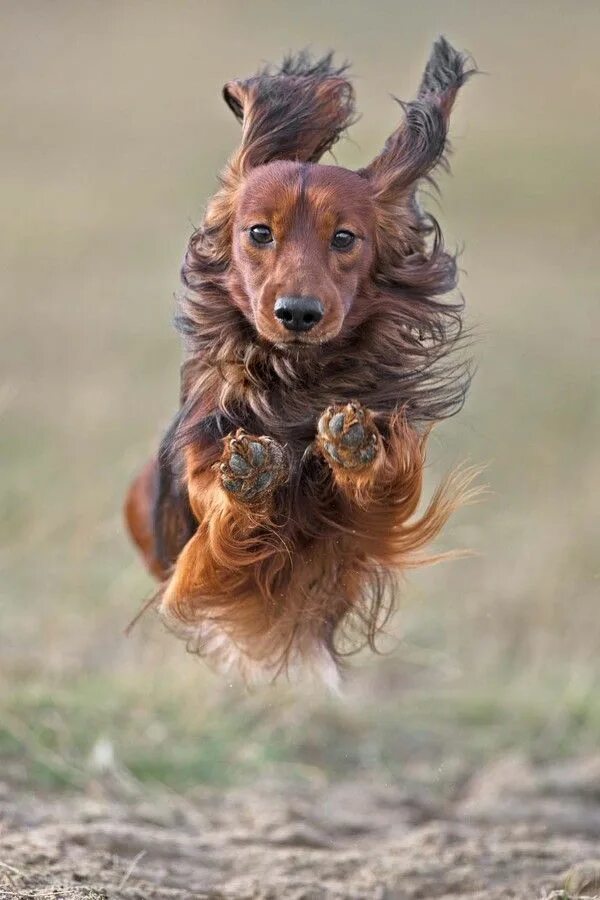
(125, 37, 476, 686)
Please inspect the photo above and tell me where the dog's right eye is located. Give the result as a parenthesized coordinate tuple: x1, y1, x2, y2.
(249, 225, 273, 245)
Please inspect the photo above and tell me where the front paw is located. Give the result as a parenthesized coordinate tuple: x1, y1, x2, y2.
(219, 431, 287, 502)
(317, 402, 381, 470)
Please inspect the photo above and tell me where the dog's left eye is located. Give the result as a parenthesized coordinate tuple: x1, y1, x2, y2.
(331, 229, 356, 251)
(249, 224, 273, 245)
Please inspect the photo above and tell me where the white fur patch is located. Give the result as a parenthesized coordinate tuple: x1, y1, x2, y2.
(158, 604, 341, 691)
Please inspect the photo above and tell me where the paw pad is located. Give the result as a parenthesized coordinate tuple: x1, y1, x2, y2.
(220, 432, 286, 501)
(317, 402, 380, 470)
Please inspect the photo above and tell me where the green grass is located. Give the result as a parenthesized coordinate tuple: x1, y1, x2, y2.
(3, 672, 600, 791)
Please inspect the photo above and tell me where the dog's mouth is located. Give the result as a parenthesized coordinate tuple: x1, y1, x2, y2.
(269, 324, 344, 348)
(273, 335, 336, 352)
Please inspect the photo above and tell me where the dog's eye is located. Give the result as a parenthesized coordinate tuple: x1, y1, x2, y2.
(331, 229, 356, 251)
(249, 224, 273, 245)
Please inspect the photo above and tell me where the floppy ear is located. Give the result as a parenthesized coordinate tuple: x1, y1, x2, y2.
(361, 37, 475, 198)
(222, 51, 356, 173)
(186, 52, 355, 268)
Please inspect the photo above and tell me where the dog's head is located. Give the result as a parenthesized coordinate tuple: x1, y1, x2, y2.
(183, 40, 474, 351)
(230, 161, 375, 346)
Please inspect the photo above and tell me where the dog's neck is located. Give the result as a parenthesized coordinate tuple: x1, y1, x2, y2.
(177, 299, 465, 453)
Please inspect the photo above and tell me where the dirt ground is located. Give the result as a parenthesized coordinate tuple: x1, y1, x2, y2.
(2, 756, 600, 900)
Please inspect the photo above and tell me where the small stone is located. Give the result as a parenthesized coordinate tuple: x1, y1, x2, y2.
(563, 861, 600, 897)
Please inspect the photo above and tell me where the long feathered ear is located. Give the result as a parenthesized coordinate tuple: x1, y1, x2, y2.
(222, 51, 356, 173)
(185, 52, 356, 269)
(361, 37, 475, 196)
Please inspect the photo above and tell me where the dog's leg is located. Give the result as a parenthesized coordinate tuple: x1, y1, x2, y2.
(316, 401, 463, 567)
(158, 433, 288, 657)
(316, 401, 384, 492)
(124, 457, 166, 579)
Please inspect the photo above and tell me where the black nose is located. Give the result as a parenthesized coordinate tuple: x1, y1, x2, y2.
(274, 296, 324, 333)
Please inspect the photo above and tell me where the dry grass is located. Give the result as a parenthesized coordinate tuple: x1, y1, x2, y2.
(1, 1, 599, 785)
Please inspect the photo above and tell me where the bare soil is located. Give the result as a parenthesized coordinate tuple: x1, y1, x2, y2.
(2, 756, 600, 899)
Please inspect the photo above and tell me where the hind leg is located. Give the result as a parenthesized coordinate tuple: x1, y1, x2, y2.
(124, 458, 167, 579)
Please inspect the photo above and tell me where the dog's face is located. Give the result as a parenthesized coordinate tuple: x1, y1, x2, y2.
(229, 161, 375, 346)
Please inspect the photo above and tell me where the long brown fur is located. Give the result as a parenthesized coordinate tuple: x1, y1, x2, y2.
(125, 38, 477, 684)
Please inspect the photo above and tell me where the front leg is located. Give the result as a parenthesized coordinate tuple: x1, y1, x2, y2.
(316, 401, 384, 496)
(160, 431, 288, 643)
(316, 400, 469, 570)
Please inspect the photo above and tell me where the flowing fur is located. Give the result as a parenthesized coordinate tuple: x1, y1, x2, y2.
(125, 38, 477, 683)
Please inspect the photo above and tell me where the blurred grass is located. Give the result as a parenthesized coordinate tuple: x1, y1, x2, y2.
(1, 1, 599, 788)
(4, 673, 600, 792)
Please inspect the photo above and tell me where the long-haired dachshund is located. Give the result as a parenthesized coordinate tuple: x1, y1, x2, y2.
(125, 37, 476, 686)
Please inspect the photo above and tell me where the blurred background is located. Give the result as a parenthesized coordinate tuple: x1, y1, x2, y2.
(2, 1, 599, 791)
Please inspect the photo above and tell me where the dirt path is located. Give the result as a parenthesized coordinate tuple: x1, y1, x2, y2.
(2, 756, 600, 899)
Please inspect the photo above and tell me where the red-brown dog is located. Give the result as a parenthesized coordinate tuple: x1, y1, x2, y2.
(125, 38, 476, 686)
